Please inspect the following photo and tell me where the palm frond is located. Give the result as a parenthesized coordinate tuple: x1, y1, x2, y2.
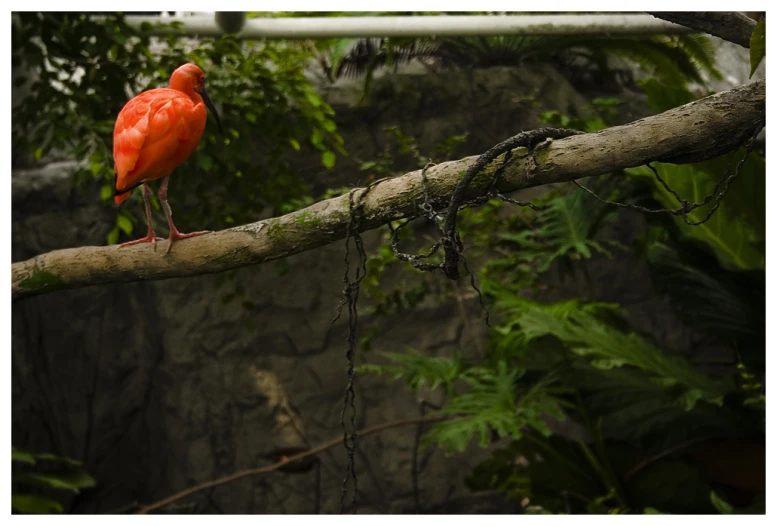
(325, 32, 720, 92)
(328, 37, 442, 79)
(674, 34, 723, 81)
(646, 243, 764, 361)
(592, 36, 707, 87)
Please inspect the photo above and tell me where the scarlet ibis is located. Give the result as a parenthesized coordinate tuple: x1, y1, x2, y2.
(112, 62, 223, 254)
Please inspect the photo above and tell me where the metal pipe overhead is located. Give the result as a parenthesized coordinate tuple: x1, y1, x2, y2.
(123, 14, 694, 39)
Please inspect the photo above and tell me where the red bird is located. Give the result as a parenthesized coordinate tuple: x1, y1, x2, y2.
(112, 62, 223, 253)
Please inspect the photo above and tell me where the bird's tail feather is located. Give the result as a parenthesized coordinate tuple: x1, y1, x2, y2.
(114, 191, 132, 204)
(113, 172, 141, 204)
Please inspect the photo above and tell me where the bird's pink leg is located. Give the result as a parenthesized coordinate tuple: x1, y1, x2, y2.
(158, 175, 210, 254)
(118, 182, 164, 249)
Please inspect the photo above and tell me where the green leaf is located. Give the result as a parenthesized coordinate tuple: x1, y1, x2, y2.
(89, 162, 102, 176)
(289, 138, 301, 151)
(486, 185, 616, 288)
(749, 19, 765, 78)
(12, 494, 63, 514)
(321, 150, 336, 169)
(14, 469, 96, 493)
(107, 227, 120, 246)
(328, 38, 356, 73)
(639, 78, 695, 112)
(625, 160, 764, 271)
(710, 491, 734, 514)
(33, 147, 43, 161)
(100, 184, 113, 202)
(305, 90, 323, 107)
(506, 296, 733, 408)
(310, 129, 324, 147)
(199, 155, 213, 171)
(116, 215, 133, 235)
(423, 364, 567, 454)
(12, 447, 36, 465)
(358, 350, 463, 392)
(35, 453, 83, 465)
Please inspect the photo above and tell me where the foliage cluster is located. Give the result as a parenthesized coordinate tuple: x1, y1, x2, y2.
(11, 447, 96, 514)
(358, 81, 765, 513)
(248, 11, 722, 95)
(12, 12, 343, 244)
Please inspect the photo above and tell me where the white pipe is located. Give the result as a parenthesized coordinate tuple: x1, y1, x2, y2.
(122, 14, 693, 39)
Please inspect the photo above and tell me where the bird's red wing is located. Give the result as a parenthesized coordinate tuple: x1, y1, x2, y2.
(113, 89, 191, 193)
(114, 93, 152, 192)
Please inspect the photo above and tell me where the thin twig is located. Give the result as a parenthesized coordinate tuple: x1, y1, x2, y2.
(136, 414, 455, 515)
(411, 400, 442, 513)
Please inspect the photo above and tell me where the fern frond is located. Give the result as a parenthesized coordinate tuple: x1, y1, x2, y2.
(482, 182, 620, 293)
(423, 363, 569, 454)
(356, 349, 464, 392)
(514, 303, 734, 406)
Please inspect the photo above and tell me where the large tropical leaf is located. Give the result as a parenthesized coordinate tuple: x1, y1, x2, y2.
(625, 155, 765, 272)
(569, 362, 756, 452)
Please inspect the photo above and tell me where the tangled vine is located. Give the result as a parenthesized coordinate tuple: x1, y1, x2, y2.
(333, 111, 765, 512)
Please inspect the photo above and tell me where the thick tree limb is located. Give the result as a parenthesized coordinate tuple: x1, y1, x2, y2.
(649, 12, 757, 48)
(11, 80, 765, 302)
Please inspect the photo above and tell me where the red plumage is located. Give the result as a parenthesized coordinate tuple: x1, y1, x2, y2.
(112, 63, 220, 253)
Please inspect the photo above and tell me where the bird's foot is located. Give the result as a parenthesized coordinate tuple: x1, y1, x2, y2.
(118, 233, 165, 250)
(165, 229, 211, 254)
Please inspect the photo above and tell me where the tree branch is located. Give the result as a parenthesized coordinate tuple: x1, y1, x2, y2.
(12, 80, 765, 301)
(135, 414, 453, 514)
(648, 12, 757, 48)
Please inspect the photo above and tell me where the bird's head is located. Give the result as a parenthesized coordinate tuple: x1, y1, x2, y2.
(170, 63, 223, 136)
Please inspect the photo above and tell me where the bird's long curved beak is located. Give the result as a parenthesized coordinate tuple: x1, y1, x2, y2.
(201, 86, 223, 136)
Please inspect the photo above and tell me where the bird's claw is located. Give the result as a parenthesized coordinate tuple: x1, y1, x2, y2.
(164, 230, 211, 255)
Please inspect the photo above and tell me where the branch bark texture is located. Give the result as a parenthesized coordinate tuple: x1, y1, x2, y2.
(649, 11, 757, 48)
(12, 80, 765, 301)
